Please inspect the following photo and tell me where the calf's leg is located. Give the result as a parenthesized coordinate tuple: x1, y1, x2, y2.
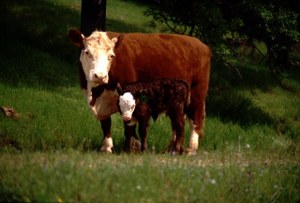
(167, 130, 176, 153)
(124, 123, 141, 153)
(169, 111, 185, 155)
(138, 118, 150, 152)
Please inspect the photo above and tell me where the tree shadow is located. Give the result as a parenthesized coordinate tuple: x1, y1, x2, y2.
(0, 0, 80, 62)
(206, 91, 274, 126)
(0, 0, 151, 90)
(0, 0, 81, 89)
(206, 61, 277, 127)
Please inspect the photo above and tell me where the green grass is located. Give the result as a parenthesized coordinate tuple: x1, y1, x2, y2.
(0, 0, 300, 202)
(1, 151, 299, 203)
(107, 0, 160, 33)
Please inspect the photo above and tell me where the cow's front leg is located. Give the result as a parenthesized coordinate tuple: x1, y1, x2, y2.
(100, 117, 113, 153)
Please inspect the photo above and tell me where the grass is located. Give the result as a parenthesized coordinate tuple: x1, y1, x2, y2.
(1, 151, 299, 203)
(0, 0, 300, 202)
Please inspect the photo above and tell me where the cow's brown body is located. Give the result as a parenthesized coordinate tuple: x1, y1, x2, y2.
(70, 30, 211, 154)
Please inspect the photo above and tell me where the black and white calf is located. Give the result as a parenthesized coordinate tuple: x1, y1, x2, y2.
(118, 78, 190, 154)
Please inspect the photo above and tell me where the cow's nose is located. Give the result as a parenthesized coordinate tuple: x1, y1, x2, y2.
(94, 73, 107, 80)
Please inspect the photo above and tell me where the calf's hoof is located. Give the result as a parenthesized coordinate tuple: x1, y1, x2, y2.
(130, 137, 141, 153)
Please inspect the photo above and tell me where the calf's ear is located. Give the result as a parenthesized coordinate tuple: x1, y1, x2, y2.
(68, 29, 84, 48)
(116, 83, 123, 95)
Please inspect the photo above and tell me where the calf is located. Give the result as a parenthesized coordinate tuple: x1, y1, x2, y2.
(118, 78, 190, 154)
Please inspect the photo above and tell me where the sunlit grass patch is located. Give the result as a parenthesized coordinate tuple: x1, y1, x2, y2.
(107, 0, 158, 33)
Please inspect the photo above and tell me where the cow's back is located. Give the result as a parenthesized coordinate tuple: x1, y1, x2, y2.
(107, 32, 211, 86)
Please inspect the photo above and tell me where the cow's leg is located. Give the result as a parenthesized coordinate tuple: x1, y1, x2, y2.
(187, 94, 206, 155)
(100, 117, 113, 153)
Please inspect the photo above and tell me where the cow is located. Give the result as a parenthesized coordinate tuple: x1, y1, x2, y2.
(118, 78, 190, 154)
(68, 29, 211, 155)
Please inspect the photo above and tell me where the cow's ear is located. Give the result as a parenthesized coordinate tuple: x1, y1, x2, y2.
(116, 83, 123, 95)
(68, 29, 84, 48)
(112, 34, 124, 49)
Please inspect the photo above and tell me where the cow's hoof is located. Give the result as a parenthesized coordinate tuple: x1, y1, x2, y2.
(100, 147, 113, 153)
(100, 137, 113, 153)
(186, 148, 197, 156)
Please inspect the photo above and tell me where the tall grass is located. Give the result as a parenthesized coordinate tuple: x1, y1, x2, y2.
(0, 0, 299, 202)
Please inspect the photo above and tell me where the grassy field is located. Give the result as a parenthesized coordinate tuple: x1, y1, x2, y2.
(0, 0, 299, 202)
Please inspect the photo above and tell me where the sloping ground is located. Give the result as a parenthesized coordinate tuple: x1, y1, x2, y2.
(0, 0, 299, 202)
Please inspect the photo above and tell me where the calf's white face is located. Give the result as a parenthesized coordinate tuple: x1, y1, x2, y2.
(119, 92, 136, 121)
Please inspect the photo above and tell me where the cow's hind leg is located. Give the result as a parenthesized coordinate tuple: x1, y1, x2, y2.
(100, 117, 113, 153)
(187, 98, 206, 155)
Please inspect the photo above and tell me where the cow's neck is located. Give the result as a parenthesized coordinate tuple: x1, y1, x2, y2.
(87, 82, 119, 120)
(90, 83, 117, 106)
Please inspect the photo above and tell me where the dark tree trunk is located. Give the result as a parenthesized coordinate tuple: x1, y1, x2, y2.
(80, 0, 107, 36)
(78, 0, 106, 89)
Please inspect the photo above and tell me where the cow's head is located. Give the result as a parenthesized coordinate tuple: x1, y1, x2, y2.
(119, 92, 136, 121)
(69, 29, 121, 86)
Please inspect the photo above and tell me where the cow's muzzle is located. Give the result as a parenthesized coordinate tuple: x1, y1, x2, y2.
(93, 73, 108, 84)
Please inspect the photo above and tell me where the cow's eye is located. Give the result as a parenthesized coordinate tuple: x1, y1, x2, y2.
(108, 53, 115, 60)
(84, 50, 90, 55)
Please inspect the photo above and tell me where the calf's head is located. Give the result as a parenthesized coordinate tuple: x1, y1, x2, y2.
(119, 92, 136, 121)
(69, 29, 120, 86)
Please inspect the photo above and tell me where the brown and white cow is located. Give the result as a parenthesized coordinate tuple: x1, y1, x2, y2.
(69, 29, 211, 155)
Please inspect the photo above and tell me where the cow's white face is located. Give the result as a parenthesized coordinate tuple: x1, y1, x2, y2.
(119, 92, 136, 121)
(80, 31, 118, 86)
(69, 29, 118, 86)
